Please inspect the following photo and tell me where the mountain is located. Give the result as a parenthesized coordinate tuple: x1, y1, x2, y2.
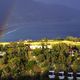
(1, 0, 80, 41)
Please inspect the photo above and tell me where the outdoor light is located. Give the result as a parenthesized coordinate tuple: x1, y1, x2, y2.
(49, 70, 55, 79)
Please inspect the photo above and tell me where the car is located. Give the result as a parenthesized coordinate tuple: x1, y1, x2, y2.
(67, 72, 74, 80)
(58, 71, 65, 80)
(48, 70, 55, 79)
(76, 72, 80, 80)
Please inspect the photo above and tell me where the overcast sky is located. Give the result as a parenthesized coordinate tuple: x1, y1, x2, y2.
(0, 0, 80, 41)
(34, 0, 80, 10)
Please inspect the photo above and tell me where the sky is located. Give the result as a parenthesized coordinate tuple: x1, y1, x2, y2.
(0, 0, 80, 28)
(35, 0, 80, 10)
(0, 0, 15, 36)
(0, 0, 80, 41)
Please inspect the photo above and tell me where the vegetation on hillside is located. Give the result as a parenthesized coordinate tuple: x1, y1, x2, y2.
(0, 37, 80, 80)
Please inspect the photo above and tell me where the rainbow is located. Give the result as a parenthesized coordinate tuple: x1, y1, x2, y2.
(0, 0, 16, 37)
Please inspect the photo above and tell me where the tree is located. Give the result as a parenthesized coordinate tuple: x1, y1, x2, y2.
(3, 53, 8, 64)
(71, 60, 78, 72)
(1, 65, 12, 80)
(0, 45, 4, 51)
(32, 48, 42, 56)
(66, 36, 79, 42)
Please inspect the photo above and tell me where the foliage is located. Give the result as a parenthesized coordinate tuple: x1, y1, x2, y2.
(66, 36, 80, 41)
(0, 41, 80, 79)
